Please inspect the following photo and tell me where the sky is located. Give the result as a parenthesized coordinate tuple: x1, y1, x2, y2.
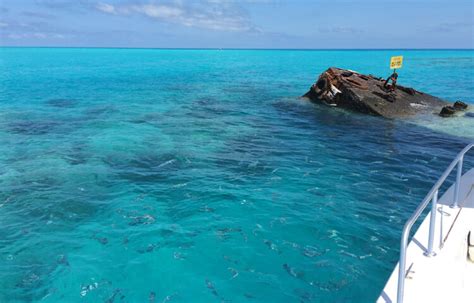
(0, 0, 473, 49)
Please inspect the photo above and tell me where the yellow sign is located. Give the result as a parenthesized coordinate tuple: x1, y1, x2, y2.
(390, 56, 403, 69)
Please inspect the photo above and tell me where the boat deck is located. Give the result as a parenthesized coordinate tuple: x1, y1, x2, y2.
(378, 168, 474, 303)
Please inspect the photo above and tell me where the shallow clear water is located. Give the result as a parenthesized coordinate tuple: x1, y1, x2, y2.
(0, 48, 473, 303)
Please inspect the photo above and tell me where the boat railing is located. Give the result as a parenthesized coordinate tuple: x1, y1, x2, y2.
(397, 143, 474, 303)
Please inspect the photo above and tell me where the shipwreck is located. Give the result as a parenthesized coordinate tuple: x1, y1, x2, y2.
(303, 67, 467, 118)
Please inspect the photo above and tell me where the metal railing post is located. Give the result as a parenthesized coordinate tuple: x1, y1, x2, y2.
(397, 231, 408, 303)
(452, 157, 463, 208)
(425, 190, 438, 256)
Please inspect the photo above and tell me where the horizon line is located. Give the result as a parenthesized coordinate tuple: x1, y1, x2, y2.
(1, 46, 473, 51)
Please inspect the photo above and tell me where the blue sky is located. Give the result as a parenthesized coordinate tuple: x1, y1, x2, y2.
(0, 0, 473, 48)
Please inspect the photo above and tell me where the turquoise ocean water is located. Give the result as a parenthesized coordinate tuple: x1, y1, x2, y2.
(0, 48, 473, 302)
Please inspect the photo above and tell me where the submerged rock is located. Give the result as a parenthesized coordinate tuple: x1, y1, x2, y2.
(465, 112, 474, 118)
(303, 67, 450, 118)
(439, 100, 469, 117)
(46, 98, 77, 108)
(439, 106, 456, 117)
(453, 101, 468, 111)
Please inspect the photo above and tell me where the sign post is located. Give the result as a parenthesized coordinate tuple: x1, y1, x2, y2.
(390, 56, 403, 73)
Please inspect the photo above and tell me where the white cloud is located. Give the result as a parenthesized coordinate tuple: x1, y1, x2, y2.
(33, 32, 47, 38)
(96, 3, 117, 14)
(7, 33, 23, 39)
(0, 18, 70, 41)
(206, 0, 274, 3)
(132, 4, 183, 19)
(7, 32, 66, 40)
(318, 26, 363, 34)
(95, 2, 256, 32)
